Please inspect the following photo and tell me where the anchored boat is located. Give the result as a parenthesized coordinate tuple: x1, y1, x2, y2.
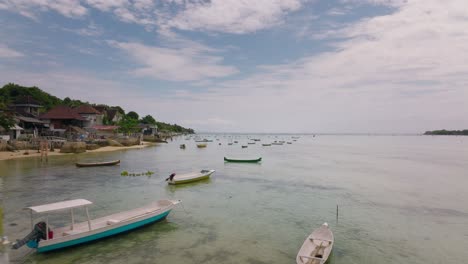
(224, 157, 262, 163)
(197, 143, 207, 148)
(12, 199, 180, 253)
(167, 169, 215, 185)
(296, 223, 334, 264)
(76, 160, 120, 167)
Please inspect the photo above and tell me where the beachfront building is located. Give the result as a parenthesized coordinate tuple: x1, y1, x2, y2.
(106, 109, 123, 123)
(10, 96, 49, 137)
(139, 124, 158, 136)
(74, 105, 103, 128)
(39, 105, 85, 133)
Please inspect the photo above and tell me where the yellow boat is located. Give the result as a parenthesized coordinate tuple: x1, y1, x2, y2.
(197, 143, 207, 148)
(167, 170, 215, 185)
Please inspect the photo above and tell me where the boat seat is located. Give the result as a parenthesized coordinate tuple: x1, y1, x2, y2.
(63, 230, 81, 236)
(106, 219, 120, 225)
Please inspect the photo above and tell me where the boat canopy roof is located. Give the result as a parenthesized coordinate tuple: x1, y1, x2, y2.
(26, 199, 93, 213)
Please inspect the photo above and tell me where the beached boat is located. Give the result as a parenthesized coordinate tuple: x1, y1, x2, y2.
(224, 157, 262, 163)
(262, 144, 271, 146)
(12, 199, 179, 253)
(167, 169, 215, 185)
(296, 223, 334, 264)
(76, 160, 120, 167)
(197, 143, 207, 148)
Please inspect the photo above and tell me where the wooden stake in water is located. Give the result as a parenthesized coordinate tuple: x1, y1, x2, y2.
(336, 205, 339, 224)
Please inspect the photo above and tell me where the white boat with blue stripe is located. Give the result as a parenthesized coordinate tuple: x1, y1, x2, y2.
(12, 199, 180, 253)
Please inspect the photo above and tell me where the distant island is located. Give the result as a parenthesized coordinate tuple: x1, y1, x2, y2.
(424, 130, 468, 136)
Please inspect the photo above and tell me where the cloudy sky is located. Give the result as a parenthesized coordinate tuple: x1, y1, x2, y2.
(1, 0, 467, 133)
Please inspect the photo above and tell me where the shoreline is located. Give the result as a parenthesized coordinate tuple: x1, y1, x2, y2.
(0, 141, 156, 161)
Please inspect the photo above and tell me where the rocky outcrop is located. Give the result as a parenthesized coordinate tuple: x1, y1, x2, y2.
(86, 144, 100, 150)
(107, 139, 123, 147)
(115, 137, 140, 146)
(60, 142, 86, 153)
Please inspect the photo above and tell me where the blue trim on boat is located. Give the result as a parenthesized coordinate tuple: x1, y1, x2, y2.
(37, 210, 171, 253)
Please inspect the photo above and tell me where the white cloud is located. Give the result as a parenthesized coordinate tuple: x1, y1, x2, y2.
(0, 0, 87, 19)
(109, 40, 238, 81)
(0, 44, 24, 58)
(162, 0, 305, 34)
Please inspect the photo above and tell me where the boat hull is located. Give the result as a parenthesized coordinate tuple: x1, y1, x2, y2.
(224, 157, 262, 163)
(37, 209, 171, 253)
(76, 160, 120, 167)
(168, 170, 214, 185)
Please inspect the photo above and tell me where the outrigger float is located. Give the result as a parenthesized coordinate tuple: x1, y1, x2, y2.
(12, 199, 179, 253)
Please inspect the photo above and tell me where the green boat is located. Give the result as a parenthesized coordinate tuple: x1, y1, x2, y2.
(224, 157, 262, 163)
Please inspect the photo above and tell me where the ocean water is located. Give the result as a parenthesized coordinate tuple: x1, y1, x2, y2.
(1, 135, 468, 264)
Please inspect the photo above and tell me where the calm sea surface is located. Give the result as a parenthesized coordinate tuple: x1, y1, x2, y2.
(1, 135, 468, 264)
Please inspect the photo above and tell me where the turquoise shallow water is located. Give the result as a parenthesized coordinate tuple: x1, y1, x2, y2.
(1, 135, 468, 263)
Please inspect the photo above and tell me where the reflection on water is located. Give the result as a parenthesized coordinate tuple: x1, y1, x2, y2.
(1, 135, 468, 263)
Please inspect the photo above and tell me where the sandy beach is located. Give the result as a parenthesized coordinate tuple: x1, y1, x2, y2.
(0, 141, 156, 161)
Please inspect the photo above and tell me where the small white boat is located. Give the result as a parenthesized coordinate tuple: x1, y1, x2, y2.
(296, 223, 334, 264)
(167, 169, 215, 185)
(12, 199, 179, 253)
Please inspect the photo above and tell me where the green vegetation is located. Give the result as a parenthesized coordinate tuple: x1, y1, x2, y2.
(126, 111, 139, 120)
(424, 130, 468, 136)
(0, 101, 15, 130)
(140, 114, 157, 125)
(121, 170, 155, 177)
(117, 116, 139, 134)
(0, 83, 195, 133)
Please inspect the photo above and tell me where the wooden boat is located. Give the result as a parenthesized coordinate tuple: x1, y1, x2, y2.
(224, 157, 262, 163)
(296, 223, 334, 264)
(197, 143, 207, 148)
(262, 144, 271, 146)
(12, 199, 179, 253)
(76, 160, 120, 167)
(180, 144, 186, 149)
(167, 169, 215, 185)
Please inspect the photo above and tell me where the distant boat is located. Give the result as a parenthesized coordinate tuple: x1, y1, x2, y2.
(228, 143, 233, 145)
(180, 144, 186, 149)
(292, 136, 300, 139)
(167, 170, 215, 185)
(234, 141, 238, 143)
(272, 142, 283, 145)
(224, 157, 262, 163)
(195, 139, 212, 142)
(76, 160, 120, 167)
(253, 139, 261, 141)
(12, 199, 179, 253)
(248, 142, 255, 145)
(197, 143, 207, 148)
(262, 144, 271, 146)
(296, 223, 334, 264)
(287, 142, 292, 144)
(242, 145, 248, 148)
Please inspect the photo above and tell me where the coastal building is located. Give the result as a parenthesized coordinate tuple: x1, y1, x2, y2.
(10, 96, 48, 137)
(74, 105, 103, 128)
(106, 109, 123, 123)
(139, 124, 158, 136)
(39, 105, 85, 132)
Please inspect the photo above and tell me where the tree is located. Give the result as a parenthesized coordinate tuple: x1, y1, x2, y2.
(118, 116, 139, 134)
(126, 111, 139, 120)
(0, 102, 15, 130)
(141, 115, 157, 125)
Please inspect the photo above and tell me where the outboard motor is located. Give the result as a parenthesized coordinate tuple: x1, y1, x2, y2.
(11, 222, 47, 250)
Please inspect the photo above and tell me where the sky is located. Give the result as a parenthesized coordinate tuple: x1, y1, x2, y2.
(0, 0, 467, 133)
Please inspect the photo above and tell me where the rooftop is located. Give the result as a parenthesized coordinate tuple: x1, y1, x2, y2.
(26, 199, 93, 213)
(74, 105, 101, 114)
(39, 105, 85, 120)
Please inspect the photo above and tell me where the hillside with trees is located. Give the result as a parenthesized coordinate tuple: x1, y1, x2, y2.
(0, 83, 195, 133)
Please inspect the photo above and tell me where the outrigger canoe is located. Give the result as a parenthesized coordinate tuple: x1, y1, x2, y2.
(167, 169, 215, 185)
(12, 199, 179, 253)
(224, 157, 262, 163)
(76, 160, 120, 167)
(296, 223, 334, 264)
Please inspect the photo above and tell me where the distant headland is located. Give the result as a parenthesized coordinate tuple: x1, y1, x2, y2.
(424, 130, 468, 136)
